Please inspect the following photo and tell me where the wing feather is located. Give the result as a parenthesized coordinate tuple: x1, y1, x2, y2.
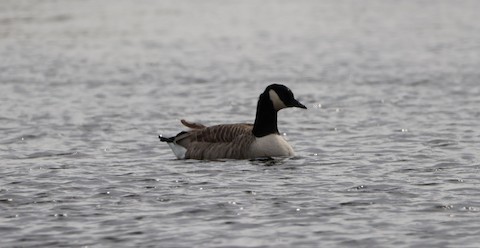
(172, 120, 255, 159)
(181, 119, 206, 129)
(183, 123, 253, 143)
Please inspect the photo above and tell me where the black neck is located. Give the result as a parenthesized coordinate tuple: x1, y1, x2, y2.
(252, 92, 279, 137)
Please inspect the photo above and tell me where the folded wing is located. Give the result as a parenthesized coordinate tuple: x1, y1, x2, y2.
(174, 120, 255, 159)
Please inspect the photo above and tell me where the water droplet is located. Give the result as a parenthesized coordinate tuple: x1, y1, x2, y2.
(462, 206, 477, 211)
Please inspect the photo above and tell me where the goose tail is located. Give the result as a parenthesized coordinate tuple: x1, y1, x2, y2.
(159, 135, 174, 143)
(159, 135, 187, 159)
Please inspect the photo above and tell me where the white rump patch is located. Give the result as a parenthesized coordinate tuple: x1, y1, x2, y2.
(269, 89, 287, 111)
(167, 142, 187, 159)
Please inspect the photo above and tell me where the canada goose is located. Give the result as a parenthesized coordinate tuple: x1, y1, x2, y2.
(159, 84, 307, 160)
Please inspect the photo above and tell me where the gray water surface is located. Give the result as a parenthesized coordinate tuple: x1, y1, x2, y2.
(1, 0, 480, 247)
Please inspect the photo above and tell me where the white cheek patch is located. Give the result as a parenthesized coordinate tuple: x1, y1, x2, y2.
(269, 89, 287, 111)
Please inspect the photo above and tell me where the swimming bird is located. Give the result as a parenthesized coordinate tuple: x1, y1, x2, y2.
(159, 84, 307, 160)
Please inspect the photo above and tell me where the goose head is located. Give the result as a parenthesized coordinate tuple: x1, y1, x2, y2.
(253, 84, 307, 137)
(265, 84, 307, 111)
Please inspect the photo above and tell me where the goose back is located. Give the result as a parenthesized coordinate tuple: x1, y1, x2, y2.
(175, 122, 256, 160)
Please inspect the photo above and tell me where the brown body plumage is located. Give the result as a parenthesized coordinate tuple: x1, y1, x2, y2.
(174, 120, 256, 159)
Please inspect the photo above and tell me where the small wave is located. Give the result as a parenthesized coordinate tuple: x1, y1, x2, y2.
(340, 200, 375, 207)
(424, 139, 459, 148)
(0, 133, 46, 145)
(18, 151, 86, 159)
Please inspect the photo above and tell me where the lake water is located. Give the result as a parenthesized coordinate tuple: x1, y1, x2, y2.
(1, 0, 480, 247)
